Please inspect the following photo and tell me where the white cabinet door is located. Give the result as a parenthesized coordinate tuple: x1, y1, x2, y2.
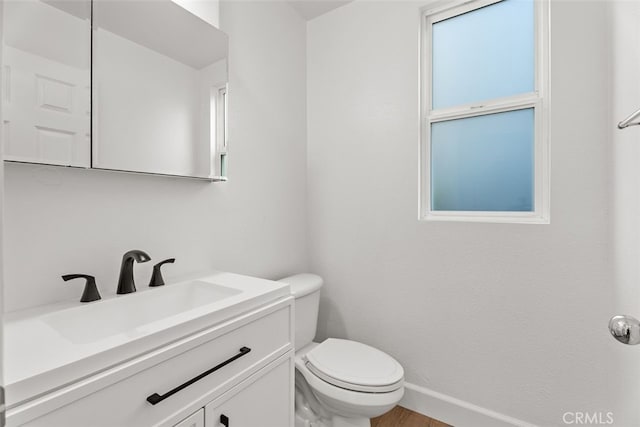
(174, 409, 205, 427)
(205, 356, 293, 427)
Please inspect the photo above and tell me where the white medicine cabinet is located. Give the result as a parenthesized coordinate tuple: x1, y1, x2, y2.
(2, 0, 229, 181)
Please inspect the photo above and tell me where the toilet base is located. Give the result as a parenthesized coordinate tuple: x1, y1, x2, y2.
(295, 367, 371, 427)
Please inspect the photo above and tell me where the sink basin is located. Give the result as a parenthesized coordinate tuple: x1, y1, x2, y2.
(3, 271, 290, 408)
(44, 280, 241, 344)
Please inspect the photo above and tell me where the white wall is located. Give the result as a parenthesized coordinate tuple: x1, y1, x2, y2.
(3, 0, 308, 312)
(610, 0, 640, 423)
(308, 1, 638, 426)
(94, 27, 204, 176)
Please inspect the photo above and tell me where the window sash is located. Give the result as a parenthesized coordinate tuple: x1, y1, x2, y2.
(215, 84, 228, 177)
(425, 101, 543, 220)
(419, 0, 549, 224)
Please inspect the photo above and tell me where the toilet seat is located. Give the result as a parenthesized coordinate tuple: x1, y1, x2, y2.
(304, 339, 404, 393)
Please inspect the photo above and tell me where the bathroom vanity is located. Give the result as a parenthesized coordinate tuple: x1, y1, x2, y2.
(3, 272, 294, 427)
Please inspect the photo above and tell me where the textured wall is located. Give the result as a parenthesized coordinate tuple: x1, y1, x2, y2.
(3, 0, 309, 312)
(307, 1, 637, 425)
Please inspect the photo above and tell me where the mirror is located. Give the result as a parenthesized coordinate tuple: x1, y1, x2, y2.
(2, 0, 91, 167)
(2, 0, 228, 180)
(92, 0, 228, 179)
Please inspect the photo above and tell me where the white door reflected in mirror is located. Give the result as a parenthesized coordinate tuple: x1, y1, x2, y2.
(2, 0, 91, 167)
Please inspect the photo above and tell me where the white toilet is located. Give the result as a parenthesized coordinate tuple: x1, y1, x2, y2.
(279, 274, 405, 427)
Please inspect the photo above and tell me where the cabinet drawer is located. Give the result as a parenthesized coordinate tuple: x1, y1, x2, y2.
(20, 304, 292, 427)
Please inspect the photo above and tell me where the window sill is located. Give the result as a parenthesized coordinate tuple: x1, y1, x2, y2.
(420, 212, 550, 225)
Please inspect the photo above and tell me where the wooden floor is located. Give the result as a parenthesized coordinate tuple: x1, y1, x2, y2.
(371, 406, 451, 427)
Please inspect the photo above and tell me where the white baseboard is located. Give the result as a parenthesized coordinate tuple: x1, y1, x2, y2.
(400, 382, 539, 427)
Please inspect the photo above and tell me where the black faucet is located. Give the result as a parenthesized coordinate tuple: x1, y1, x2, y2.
(117, 249, 151, 294)
(149, 258, 176, 287)
(62, 274, 101, 302)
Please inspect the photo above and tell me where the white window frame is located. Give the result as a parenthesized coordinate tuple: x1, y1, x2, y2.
(419, 0, 550, 224)
(213, 84, 228, 177)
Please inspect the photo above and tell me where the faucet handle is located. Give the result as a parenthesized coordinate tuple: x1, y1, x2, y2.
(62, 274, 101, 303)
(149, 258, 175, 287)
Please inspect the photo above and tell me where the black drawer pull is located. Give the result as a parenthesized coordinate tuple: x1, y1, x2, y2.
(146, 347, 251, 405)
(220, 414, 229, 426)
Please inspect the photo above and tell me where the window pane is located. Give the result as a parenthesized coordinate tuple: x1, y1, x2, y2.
(431, 109, 534, 212)
(432, 0, 534, 110)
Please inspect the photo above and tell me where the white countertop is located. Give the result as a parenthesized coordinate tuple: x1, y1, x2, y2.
(3, 271, 290, 408)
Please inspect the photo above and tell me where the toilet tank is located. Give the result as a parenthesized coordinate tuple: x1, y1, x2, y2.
(279, 274, 323, 351)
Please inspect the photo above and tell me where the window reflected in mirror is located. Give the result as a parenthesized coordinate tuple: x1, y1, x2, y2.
(92, 0, 228, 179)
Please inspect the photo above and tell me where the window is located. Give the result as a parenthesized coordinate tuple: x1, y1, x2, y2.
(420, 0, 549, 223)
(212, 84, 228, 178)
(217, 85, 228, 177)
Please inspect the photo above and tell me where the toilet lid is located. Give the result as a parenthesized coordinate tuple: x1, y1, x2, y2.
(305, 339, 404, 393)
